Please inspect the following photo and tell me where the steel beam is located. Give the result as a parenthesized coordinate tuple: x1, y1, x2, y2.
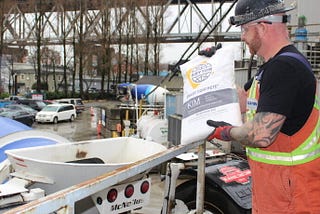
(0, 0, 238, 47)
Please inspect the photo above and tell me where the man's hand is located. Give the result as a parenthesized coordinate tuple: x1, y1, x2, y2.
(198, 43, 222, 57)
(207, 120, 233, 141)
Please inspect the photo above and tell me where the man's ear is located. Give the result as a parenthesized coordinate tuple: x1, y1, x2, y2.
(258, 22, 269, 36)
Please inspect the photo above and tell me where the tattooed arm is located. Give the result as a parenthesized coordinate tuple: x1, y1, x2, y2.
(229, 112, 286, 148)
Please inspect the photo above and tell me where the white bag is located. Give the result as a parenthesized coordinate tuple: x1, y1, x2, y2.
(180, 45, 242, 145)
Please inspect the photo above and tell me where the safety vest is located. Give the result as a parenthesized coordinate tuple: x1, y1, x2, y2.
(245, 53, 320, 166)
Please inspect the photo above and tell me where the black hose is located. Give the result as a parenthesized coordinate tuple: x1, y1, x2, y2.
(144, 0, 238, 99)
(247, 54, 254, 81)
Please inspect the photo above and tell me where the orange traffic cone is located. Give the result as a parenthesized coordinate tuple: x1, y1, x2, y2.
(97, 120, 102, 137)
(116, 123, 122, 136)
(90, 107, 94, 116)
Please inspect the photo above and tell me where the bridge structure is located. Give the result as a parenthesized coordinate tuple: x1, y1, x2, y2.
(0, 0, 240, 49)
(0, 0, 244, 96)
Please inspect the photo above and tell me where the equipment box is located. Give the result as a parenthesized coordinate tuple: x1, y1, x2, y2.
(166, 92, 183, 118)
(168, 114, 182, 146)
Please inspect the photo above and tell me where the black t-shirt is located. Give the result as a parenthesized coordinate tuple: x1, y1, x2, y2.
(256, 45, 316, 136)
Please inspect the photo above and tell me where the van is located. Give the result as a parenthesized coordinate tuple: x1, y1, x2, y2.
(35, 103, 76, 124)
(56, 98, 85, 114)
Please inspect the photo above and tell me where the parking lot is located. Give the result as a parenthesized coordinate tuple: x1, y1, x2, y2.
(32, 101, 100, 141)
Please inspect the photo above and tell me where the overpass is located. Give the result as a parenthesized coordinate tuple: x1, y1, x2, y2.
(0, 0, 240, 48)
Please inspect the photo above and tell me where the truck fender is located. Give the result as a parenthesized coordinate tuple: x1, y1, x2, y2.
(176, 160, 252, 210)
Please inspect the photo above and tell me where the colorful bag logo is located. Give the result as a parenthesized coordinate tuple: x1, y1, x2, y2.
(186, 60, 213, 89)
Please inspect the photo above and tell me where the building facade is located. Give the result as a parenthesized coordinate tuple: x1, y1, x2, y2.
(12, 63, 72, 95)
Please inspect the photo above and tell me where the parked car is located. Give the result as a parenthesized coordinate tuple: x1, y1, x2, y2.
(88, 87, 99, 93)
(16, 99, 47, 111)
(0, 107, 9, 113)
(0, 100, 13, 108)
(0, 110, 35, 127)
(4, 104, 38, 117)
(35, 103, 77, 124)
(6, 95, 26, 101)
(43, 100, 57, 105)
(55, 98, 85, 114)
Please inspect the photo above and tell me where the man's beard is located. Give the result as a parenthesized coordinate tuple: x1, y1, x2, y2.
(247, 29, 261, 55)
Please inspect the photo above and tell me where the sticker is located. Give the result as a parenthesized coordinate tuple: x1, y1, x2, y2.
(219, 166, 251, 184)
(247, 98, 258, 111)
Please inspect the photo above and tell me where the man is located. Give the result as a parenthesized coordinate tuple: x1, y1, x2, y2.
(207, 0, 320, 213)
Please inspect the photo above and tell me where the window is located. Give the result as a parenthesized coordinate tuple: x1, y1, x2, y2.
(66, 105, 74, 111)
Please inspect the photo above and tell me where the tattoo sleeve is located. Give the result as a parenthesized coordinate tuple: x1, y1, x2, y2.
(230, 112, 286, 148)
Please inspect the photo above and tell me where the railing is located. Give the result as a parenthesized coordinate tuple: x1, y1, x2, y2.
(290, 23, 320, 75)
(296, 41, 320, 74)
(234, 39, 320, 88)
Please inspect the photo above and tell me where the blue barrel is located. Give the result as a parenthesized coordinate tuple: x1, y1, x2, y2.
(0, 117, 67, 165)
(0, 117, 32, 137)
(295, 27, 308, 41)
(130, 84, 155, 100)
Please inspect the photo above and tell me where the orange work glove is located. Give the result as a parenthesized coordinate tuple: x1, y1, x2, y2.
(206, 120, 233, 141)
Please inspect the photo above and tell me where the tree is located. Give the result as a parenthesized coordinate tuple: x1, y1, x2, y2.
(77, 0, 85, 98)
(35, 0, 45, 93)
(143, 2, 151, 76)
(151, 3, 165, 76)
(0, 0, 4, 92)
(60, 1, 69, 95)
(98, 0, 113, 96)
(115, 4, 124, 84)
(71, 0, 78, 96)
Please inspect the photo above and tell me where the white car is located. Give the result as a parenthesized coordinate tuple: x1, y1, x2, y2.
(36, 103, 76, 124)
(55, 98, 85, 114)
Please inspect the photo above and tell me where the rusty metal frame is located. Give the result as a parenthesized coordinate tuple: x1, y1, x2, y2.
(1, 0, 236, 46)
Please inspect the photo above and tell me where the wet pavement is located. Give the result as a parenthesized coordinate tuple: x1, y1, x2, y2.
(32, 101, 110, 141)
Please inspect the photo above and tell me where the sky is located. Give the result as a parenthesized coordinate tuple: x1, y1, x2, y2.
(158, 0, 320, 64)
(158, 3, 243, 64)
(160, 42, 244, 65)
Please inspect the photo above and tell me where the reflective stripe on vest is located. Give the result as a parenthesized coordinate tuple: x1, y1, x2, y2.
(246, 79, 258, 121)
(246, 77, 320, 166)
(246, 114, 320, 165)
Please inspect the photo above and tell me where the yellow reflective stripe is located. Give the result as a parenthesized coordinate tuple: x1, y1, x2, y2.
(315, 96, 320, 110)
(246, 91, 320, 165)
(248, 79, 257, 99)
(247, 144, 320, 166)
(246, 80, 258, 120)
(246, 110, 255, 121)
(247, 148, 295, 166)
(247, 115, 320, 166)
(316, 80, 319, 109)
(292, 147, 320, 165)
(293, 115, 320, 152)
